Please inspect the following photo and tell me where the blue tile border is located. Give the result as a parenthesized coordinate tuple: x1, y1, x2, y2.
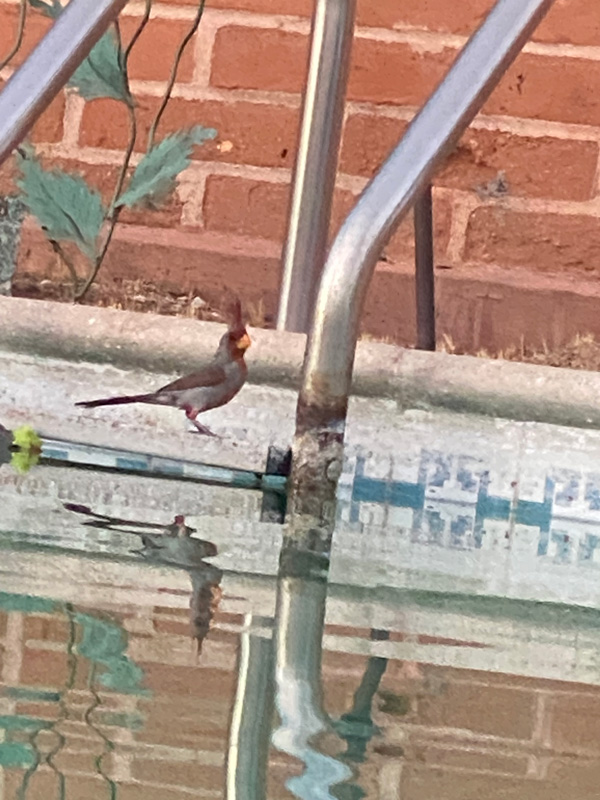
(340, 448, 600, 566)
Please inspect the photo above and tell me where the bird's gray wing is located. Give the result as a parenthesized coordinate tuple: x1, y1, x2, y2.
(158, 364, 227, 393)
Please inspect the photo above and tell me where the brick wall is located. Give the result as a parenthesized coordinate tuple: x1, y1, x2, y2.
(2, 0, 600, 350)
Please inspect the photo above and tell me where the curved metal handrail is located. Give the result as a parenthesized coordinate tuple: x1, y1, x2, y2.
(0, 0, 128, 167)
(296, 0, 557, 435)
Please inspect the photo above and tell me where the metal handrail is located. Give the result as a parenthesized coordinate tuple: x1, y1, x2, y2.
(295, 0, 557, 439)
(414, 184, 436, 350)
(0, 0, 128, 166)
(277, 0, 356, 334)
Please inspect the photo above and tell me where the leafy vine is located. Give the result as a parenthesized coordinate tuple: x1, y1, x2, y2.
(2, 0, 215, 300)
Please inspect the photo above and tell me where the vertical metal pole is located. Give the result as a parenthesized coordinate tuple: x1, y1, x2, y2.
(276, 0, 357, 334)
(414, 184, 436, 350)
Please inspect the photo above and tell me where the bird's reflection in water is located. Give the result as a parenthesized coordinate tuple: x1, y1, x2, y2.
(63, 503, 222, 655)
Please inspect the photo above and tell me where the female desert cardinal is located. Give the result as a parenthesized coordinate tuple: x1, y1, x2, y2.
(76, 302, 251, 436)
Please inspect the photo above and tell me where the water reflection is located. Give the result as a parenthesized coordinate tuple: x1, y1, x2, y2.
(272, 570, 351, 799)
(63, 503, 222, 654)
(0, 593, 147, 800)
(224, 554, 388, 800)
(4, 475, 600, 798)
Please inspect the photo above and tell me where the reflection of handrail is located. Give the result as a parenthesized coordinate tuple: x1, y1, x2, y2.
(226, 617, 274, 800)
(295, 0, 557, 438)
(0, 0, 128, 167)
(272, 574, 352, 798)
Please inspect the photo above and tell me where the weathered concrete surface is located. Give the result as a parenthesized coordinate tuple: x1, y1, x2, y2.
(2, 295, 600, 430)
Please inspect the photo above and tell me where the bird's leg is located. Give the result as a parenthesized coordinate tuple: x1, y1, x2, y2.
(185, 407, 219, 438)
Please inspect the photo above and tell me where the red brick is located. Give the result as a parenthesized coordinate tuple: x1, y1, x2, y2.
(210, 26, 600, 126)
(341, 114, 599, 202)
(80, 96, 299, 169)
(400, 763, 600, 800)
(205, 0, 600, 48)
(340, 114, 410, 177)
(211, 27, 308, 92)
(535, 0, 600, 46)
(349, 38, 457, 105)
(24, 614, 71, 643)
(152, 607, 190, 621)
(0, 6, 194, 83)
(153, 617, 192, 636)
(4, 769, 63, 800)
(206, 0, 312, 12)
(412, 744, 529, 775)
(211, 27, 458, 105)
(202, 174, 452, 264)
(356, 0, 600, 47)
(203, 175, 289, 240)
(421, 664, 600, 693)
(16, 221, 282, 316)
(177, 0, 600, 49)
(546, 757, 600, 787)
(119, 15, 196, 82)
(131, 758, 222, 789)
(117, 782, 198, 800)
(486, 53, 600, 126)
(203, 174, 367, 244)
(20, 647, 70, 687)
(50, 748, 106, 775)
(31, 92, 65, 144)
(140, 663, 234, 699)
(464, 206, 600, 272)
(356, 0, 493, 34)
(0, 154, 18, 195)
(0, 4, 51, 66)
(138, 693, 230, 748)
(417, 681, 536, 739)
(15, 701, 60, 720)
(549, 693, 600, 755)
(438, 130, 598, 202)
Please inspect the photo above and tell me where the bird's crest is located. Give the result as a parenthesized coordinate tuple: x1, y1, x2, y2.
(228, 298, 244, 332)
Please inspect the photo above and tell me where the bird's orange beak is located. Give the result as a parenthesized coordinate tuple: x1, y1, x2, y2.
(236, 331, 251, 351)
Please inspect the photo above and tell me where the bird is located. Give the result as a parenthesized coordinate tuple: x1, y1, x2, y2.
(75, 300, 250, 436)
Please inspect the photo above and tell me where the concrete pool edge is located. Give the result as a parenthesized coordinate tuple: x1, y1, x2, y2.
(2, 294, 600, 430)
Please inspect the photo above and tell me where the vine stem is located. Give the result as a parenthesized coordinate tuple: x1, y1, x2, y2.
(0, 0, 27, 72)
(74, 10, 150, 301)
(74, 0, 206, 300)
(147, 0, 207, 150)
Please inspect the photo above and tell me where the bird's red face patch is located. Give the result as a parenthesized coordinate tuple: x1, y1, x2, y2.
(235, 331, 251, 352)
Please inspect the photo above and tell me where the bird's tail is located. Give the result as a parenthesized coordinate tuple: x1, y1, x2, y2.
(75, 392, 155, 409)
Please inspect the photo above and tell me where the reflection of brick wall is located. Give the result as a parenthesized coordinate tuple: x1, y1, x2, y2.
(3, 0, 600, 348)
(3, 604, 600, 798)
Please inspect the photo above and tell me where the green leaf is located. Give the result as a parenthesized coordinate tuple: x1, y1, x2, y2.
(69, 30, 130, 103)
(116, 126, 217, 210)
(28, 0, 62, 18)
(28, 1, 129, 102)
(16, 149, 106, 259)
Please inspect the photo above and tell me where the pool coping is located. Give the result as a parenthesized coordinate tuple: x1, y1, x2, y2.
(2, 294, 600, 430)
